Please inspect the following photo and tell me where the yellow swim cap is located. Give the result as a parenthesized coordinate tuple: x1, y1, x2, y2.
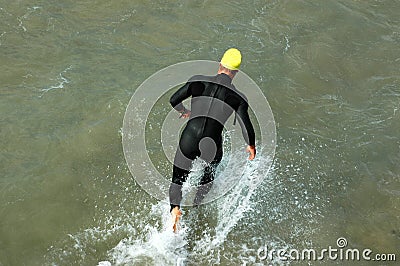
(220, 48, 241, 70)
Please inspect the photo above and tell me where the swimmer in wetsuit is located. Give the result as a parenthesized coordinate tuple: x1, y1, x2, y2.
(169, 48, 256, 231)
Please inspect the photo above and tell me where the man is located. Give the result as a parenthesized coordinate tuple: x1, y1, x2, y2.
(169, 48, 256, 232)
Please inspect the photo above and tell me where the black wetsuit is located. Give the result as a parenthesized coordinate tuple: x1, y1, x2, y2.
(169, 73, 255, 210)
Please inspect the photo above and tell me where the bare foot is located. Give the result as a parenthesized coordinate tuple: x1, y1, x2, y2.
(171, 206, 182, 233)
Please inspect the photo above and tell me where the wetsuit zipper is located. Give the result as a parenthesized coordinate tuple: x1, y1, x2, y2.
(200, 85, 219, 137)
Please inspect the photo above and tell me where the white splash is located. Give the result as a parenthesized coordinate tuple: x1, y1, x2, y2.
(284, 35, 291, 53)
(100, 149, 273, 266)
(101, 202, 188, 266)
(41, 66, 72, 95)
(17, 6, 41, 32)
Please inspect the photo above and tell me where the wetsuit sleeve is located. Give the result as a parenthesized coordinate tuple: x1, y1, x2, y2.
(169, 82, 192, 112)
(236, 100, 256, 146)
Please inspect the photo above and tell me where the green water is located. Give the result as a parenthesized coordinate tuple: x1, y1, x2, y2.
(1, 0, 399, 265)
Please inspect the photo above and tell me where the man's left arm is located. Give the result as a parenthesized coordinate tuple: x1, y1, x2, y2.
(236, 101, 256, 160)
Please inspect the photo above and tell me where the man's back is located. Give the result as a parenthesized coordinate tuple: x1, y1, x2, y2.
(170, 73, 255, 145)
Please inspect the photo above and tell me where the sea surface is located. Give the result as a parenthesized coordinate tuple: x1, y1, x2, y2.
(1, 0, 399, 265)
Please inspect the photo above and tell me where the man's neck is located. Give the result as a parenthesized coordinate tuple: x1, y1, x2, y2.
(217, 69, 235, 79)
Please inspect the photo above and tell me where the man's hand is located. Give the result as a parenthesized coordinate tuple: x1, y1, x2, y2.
(179, 108, 191, 119)
(246, 145, 256, 160)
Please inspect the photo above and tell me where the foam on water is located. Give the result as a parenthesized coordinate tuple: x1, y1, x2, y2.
(43, 143, 289, 265)
(93, 149, 275, 266)
(103, 202, 187, 265)
(40, 66, 72, 95)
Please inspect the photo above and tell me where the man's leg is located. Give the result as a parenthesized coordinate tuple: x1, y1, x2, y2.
(169, 130, 199, 211)
(192, 163, 217, 206)
(169, 164, 190, 211)
(169, 163, 190, 232)
(169, 146, 195, 232)
(193, 143, 223, 206)
(169, 133, 199, 232)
